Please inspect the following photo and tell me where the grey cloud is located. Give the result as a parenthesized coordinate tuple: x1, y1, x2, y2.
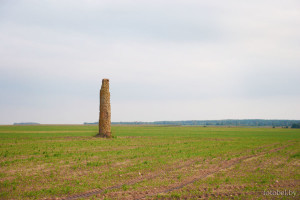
(0, 1, 224, 43)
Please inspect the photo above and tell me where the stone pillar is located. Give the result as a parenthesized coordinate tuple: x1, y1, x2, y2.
(98, 79, 112, 138)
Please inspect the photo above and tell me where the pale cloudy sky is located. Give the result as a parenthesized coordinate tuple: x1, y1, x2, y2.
(0, 0, 299, 124)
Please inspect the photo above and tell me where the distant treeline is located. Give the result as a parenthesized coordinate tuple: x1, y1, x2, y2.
(291, 123, 300, 128)
(13, 122, 40, 125)
(84, 119, 300, 127)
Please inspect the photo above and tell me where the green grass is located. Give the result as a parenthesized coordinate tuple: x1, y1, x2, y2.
(0, 125, 299, 199)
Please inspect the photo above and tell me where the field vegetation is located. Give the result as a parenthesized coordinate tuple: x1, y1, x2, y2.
(0, 125, 299, 199)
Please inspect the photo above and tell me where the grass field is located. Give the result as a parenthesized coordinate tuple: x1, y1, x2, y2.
(0, 125, 299, 199)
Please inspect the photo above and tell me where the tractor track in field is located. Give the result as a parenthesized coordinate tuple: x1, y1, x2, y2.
(61, 159, 198, 200)
(61, 142, 292, 200)
(136, 143, 294, 200)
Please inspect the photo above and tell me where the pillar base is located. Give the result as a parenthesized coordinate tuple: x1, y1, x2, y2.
(96, 132, 112, 138)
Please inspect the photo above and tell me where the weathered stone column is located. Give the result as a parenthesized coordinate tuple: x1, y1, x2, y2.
(97, 79, 112, 138)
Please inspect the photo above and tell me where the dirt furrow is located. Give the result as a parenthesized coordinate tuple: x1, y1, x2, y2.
(137, 143, 293, 200)
(61, 159, 198, 200)
(61, 142, 288, 200)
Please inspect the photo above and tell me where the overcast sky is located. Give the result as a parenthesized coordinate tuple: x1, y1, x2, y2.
(0, 0, 299, 124)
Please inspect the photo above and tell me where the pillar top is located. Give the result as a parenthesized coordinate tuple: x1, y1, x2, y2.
(101, 79, 109, 89)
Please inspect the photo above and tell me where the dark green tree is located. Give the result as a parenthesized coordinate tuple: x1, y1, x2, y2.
(291, 123, 300, 128)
